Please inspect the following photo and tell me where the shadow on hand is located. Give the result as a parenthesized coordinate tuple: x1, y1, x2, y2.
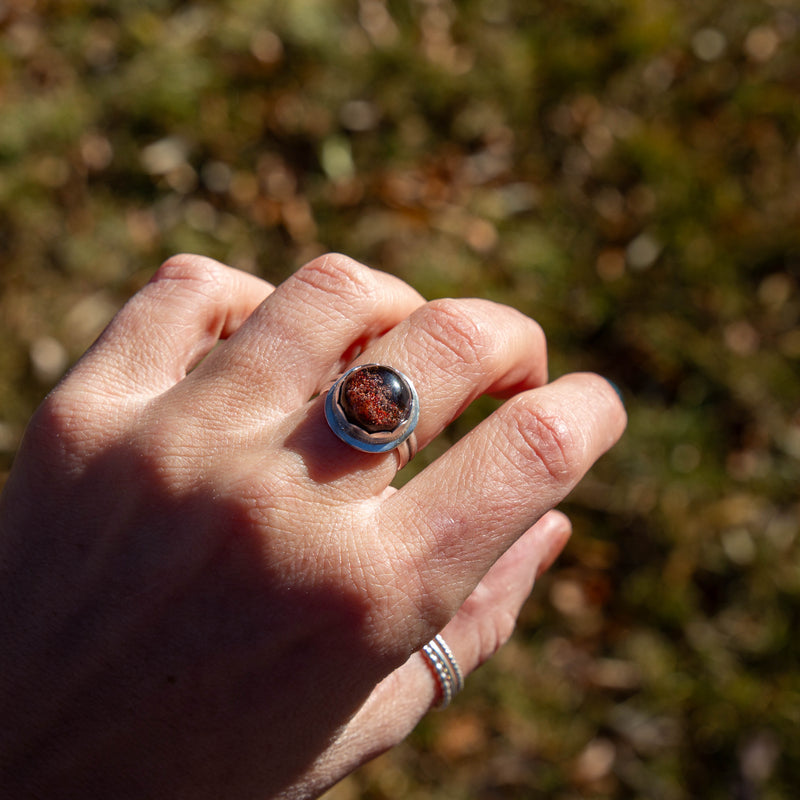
(283, 395, 397, 485)
(0, 436, 395, 800)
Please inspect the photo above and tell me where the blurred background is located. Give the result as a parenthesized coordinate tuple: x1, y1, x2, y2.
(1, 1, 798, 797)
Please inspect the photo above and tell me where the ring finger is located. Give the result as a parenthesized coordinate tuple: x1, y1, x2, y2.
(286, 295, 549, 490)
(351, 296, 548, 448)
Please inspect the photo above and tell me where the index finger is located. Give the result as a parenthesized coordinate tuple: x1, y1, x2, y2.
(64, 255, 274, 400)
(379, 372, 626, 629)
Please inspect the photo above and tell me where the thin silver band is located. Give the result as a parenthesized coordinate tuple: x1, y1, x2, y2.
(394, 431, 418, 471)
(421, 633, 464, 709)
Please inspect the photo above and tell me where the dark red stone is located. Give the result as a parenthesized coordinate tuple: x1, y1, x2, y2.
(340, 366, 411, 433)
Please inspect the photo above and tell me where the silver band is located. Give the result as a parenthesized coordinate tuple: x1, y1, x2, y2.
(421, 634, 464, 709)
(393, 431, 418, 471)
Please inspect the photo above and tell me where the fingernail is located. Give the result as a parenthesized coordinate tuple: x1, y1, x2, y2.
(539, 508, 571, 537)
(535, 510, 572, 578)
(603, 377, 625, 408)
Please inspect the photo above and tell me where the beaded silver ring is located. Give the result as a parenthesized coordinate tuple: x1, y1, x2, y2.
(421, 633, 464, 709)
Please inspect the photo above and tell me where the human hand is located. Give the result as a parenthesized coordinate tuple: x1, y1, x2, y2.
(0, 253, 626, 799)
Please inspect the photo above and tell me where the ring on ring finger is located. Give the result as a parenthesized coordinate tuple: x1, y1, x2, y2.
(325, 364, 419, 456)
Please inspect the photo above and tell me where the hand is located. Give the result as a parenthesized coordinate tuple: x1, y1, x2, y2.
(0, 253, 626, 799)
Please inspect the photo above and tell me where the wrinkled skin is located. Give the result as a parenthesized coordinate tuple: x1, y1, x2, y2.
(0, 254, 626, 799)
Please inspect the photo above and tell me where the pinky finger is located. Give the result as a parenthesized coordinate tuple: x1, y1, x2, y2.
(294, 511, 571, 798)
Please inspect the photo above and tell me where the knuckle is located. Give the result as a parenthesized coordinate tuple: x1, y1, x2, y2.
(526, 317, 547, 353)
(153, 254, 228, 291)
(30, 392, 80, 441)
(145, 256, 239, 318)
(503, 396, 580, 484)
(25, 389, 105, 464)
(418, 298, 495, 370)
(477, 609, 518, 663)
(462, 583, 519, 663)
(293, 253, 379, 307)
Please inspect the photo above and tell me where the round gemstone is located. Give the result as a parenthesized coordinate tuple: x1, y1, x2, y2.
(340, 365, 412, 433)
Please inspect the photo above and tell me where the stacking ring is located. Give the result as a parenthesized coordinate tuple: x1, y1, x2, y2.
(420, 634, 464, 709)
(325, 364, 419, 455)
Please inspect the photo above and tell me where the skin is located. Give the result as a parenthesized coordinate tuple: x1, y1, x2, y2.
(0, 253, 627, 800)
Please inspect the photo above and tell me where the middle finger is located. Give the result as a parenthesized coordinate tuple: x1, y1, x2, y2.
(183, 254, 426, 419)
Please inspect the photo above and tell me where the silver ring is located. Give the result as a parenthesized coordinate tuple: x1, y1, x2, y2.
(421, 633, 464, 709)
(393, 430, 418, 471)
(325, 363, 419, 454)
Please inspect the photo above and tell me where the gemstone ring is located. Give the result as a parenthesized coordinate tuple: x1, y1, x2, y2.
(324, 363, 419, 455)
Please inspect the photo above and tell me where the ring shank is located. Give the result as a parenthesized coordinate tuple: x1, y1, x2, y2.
(421, 634, 464, 709)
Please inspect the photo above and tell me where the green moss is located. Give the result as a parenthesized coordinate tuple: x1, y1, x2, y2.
(2, 1, 799, 796)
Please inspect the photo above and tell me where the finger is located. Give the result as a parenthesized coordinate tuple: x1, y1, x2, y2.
(298, 511, 571, 796)
(190, 253, 426, 414)
(380, 373, 625, 627)
(64, 255, 273, 400)
(273, 297, 548, 491)
(352, 296, 549, 449)
(436, 509, 572, 674)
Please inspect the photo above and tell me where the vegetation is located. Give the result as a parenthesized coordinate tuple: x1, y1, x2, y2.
(1, 1, 798, 797)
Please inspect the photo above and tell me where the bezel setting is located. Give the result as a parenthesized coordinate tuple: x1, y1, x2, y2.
(324, 363, 419, 453)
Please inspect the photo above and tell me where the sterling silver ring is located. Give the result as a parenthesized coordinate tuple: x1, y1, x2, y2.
(421, 633, 464, 709)
(325, 363, 419, 455)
